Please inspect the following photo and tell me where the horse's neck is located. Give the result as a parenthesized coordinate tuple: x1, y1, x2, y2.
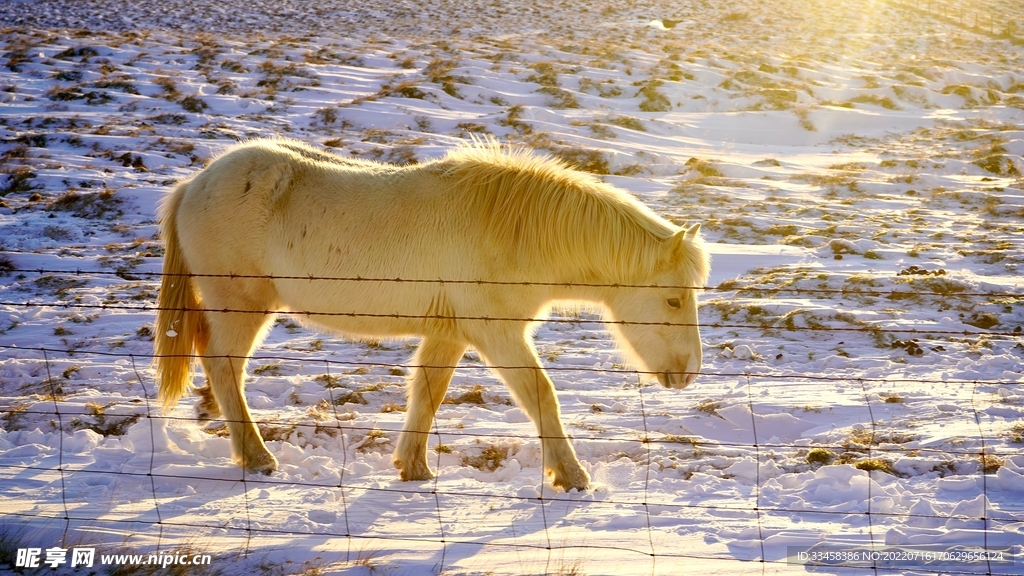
(545, 281, 610, 306)
(540, 250, 648, 305)
(548, 223, 662, 298)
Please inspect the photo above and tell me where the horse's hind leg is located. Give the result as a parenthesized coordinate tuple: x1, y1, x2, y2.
(476, 335, 590, 491)
(193, 322, 221, 421)
(195, 382, 221, 421)
(393, 337, 466, 481)
(199, 308, 278, 474)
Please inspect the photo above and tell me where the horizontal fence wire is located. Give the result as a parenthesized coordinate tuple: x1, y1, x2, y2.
(1, 272, 1021, 573)
(7, 266, 1024, 299)
(3, 453, 1017, 524)
(9, 509, 1002, 576)
(1, 344, 1021, 387)
(0, 406, 1013, 464)
(2, 300, 1022, 339)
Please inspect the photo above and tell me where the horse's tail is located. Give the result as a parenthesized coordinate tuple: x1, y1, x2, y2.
(154, 181, 207, 412)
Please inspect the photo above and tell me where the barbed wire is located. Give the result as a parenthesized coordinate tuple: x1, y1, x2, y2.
(3, 299, 1022, 339)
(6, 266, 1024, 299)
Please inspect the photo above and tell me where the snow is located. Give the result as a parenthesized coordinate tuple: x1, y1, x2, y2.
(1, 0, 1024, 574)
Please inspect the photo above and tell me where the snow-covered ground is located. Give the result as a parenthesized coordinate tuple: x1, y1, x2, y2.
(1, 0, 1023, 574)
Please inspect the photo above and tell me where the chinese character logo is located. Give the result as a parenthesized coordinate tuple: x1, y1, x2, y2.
(70, 547, 96, 568)
(15, 548, 41, 568)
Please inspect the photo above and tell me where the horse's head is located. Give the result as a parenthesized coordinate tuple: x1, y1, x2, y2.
(605, 224, 709, 389)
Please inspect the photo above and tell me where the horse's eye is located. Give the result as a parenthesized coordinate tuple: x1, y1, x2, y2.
(667, 298, 681, 309)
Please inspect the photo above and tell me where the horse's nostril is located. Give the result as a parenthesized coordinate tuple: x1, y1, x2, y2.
(655, 371, 695, 389)
(656, 372, 670, 387)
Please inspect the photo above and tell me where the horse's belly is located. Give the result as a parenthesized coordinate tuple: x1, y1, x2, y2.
(273, 279, 434, 338)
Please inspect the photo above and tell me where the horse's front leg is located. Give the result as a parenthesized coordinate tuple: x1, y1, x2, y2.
(393, 337, 466, 481)
(476, 335, 590, 491)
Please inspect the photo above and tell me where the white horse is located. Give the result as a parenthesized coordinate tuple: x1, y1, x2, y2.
(155, 138, 709, 491)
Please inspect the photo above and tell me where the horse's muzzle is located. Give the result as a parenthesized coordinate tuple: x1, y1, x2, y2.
(656, 371, 697, 389)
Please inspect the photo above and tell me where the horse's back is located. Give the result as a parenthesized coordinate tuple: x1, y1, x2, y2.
(176, 140, 385, 230)
(170, 140, 487, 333)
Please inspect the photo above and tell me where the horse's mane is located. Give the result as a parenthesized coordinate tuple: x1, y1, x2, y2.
(437, 142, 709, 286)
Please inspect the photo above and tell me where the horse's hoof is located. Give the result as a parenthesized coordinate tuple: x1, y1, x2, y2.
(243, 451, 279, 475)
(194, 385, 221, 421)
(551, 464, 591, 492)
(395, 459, 435, 481)
(196, 406, 221, 422)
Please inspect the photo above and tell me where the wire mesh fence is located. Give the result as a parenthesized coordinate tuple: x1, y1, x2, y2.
(1, 267, 1022, 574)
(891, 0, 1024, 40)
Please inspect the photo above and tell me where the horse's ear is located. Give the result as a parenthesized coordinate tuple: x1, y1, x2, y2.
(671, 224, 701, 246)
(665, 224, 700, 261)
(663, 224, 696, 258)
(683, 223, 701, 240)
